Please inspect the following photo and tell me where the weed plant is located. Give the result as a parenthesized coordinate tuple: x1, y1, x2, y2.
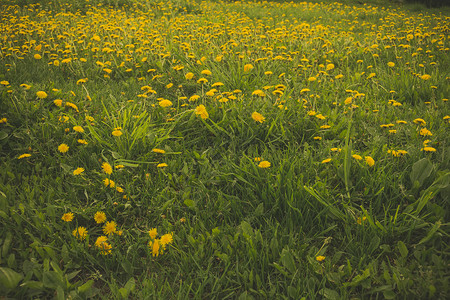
(0, 0, 449, 298)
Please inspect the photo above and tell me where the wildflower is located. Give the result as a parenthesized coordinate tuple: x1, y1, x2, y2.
(152, 148, 166, 154)
(54, 99, 63, 107)
(387, 62, 395, 67)
(34, 54, 42, 60)
(20, 83, 31, 90)
(251, 112, 265, 123)
(94, 211, 107, 224)
(95, 236, 112, 255)
(326, 63, 335, 71)
(72, 227, 88, 240)
(76, 78, 87, 85)
(73, 167, 84, 175)
(185, 72, 195, 80)
(252, 90, 265, 97)
(335, 74, 344, 79)
(258, 161, 271, 168)
(166, 83, 173, 89)
(115, 165, 124, 169)
(65, 102, 79, 112)
(189, 95, 200, 102)
(352, 154, 362, 160)
(36, 91, 48, 99)
(313, 136, 322, 140)
(58, 143, 69, 153)
(308, 76, 316, 82)
(413, 118, 426, 126)
(103, 221, 117, 235)
(321, 158, 332, 164)
(357, 216, 367, 225)
(77, 139, 88, 145)
(157, 163, 168, 168)
(201, 70, 212, 76)
(320, 125, 331, 129)
(160, 233, 173, 247)
(61, 212, 74, 222)
(244, 64, 254, 72)
(265, 71, 273, 75)
(18, 153, 31, 159)
(102, 162, 113, 174)
(73, 126, 84, 133)
(0, 80, 9, 86)
(419, 128, 432, 136)
(150, 239, 160, 257)
(159, 100, 173, 107)
(421, 147, 436, 152)
(420, 74, 431, 80)
(112, 130, 122, 136)
(316, 256, 325, 262)
(194, 105, 209, 120)
(148, 228, 158, 239)
(364, 156, 375, 167)
(197, 78, 208, 84)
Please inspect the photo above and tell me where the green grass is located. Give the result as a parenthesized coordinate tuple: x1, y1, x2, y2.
(0, 0, 449, 298)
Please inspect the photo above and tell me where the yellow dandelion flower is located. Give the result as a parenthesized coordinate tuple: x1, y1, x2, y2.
(201, 70, 212, 76)
(72, 227, 88, 240)
(112, 130, 122, 137)
(421, 147, 436, 152)
(61, 212, 74, 222)
(34, 54, 42, 60)
(251, 112, 265, 123)
(103, 221, 117, 235)
(420, 74, 431, 80)
(0, 80, 10, 86)
(148, 228, 158, 239)
(185, 72, 195, 80)
(73, 126, 84, 133)
(316, 256, 325, 262)
(157, 163, 168, 168)
(258, 161, 271, 168)
(244, 64, 254, 72)
(413, 118, 426, 126)
(94, 211, 106, 224)
(102, 162, 113, 174)
(54, 99, 63, 107)
(151, 239, 161, 257)
(58, 143, 69, 153)
(387, 62, 395, 67)
(194, 105, 209, 120)
(159, 100, 173, 107)
(78, 139, 88, 145)
(352, 154, 363, 160)
(73, 167, 84, 175)
(18, 153, 31, 159)
(364, 156, 375, 167)
(36, 91, 48, 99)
(152, 148, 166, 154)
(160, 233, 173, 247)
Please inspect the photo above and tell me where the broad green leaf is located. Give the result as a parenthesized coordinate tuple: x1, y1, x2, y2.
(43, 271, 64, 289)
(280, 248, 296, 274)
(397, 241, 408, 258)
(410, 158, 433, 188)
(0, 267, 23, 290)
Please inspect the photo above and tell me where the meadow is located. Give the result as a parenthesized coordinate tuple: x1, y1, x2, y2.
(0, 0, 449, 298)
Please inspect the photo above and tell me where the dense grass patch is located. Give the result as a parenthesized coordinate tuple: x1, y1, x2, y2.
(0, 0, 449, 298)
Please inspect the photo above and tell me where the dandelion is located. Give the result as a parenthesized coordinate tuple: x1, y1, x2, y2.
(308, 76, 317, 82)
(94, 211, 107, 224)
(419, 128, 432, 136)
(0, 80, 10, 86)
(244, 64, 253, 72)
(194, 105, 209, 120)
(201, 69, 212, 76)
(421, 147, 436, 152)
(152, 148, 166, 154)
(197, 78, 208, 84)
(18, 153, 31, 159)
(36, 91, 48, 99)
(148, 228, 158, 239)
(157, 163, 168, 168)
(364, 156, 375, 167)
(72, 227, 88, 240)
(115, 165, 124, 169)
(252, 90, 265, 97)
(73, 126, 84, 133)
(73, 167, 85, 175)
(251, 112, 265, 123)
(357, 216, 367, 225)
(34, 54, 42, 60)
(150, 239, 160, 257)
(102, 162, 113, 174)
(316, 256, 325, 262)
(103, 221, 117, 235)
(160, 233, 173, 247)
(185, 72, 195, 80)
(58, 143, 69, 153)
(313, 136, 322, 140)
(61, 212, 74, 222)
(420, 74, 431, 80)
(189, 95, 200, 102)
(54, 99, 63, 107)
(159, 100, 173, 107)
(321, 158, 332, 164)
(258, 161, 271, 168)
(20, 83, 31, 90)
(77, 139, 88, 145)
(352, 154, 363, 160)
(387, 62, 395, 67)
(413, 118, 426, 126)
(95, 236, 112, 255)
(112, 130, 122, 137)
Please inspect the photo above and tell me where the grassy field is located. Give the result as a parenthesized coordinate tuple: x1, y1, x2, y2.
(0, 0, 449, 298)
